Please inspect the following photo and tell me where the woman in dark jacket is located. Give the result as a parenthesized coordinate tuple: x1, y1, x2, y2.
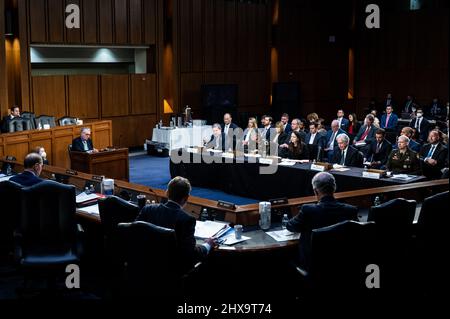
(347, 113, 361, 143)
(284, 131, 309, 160)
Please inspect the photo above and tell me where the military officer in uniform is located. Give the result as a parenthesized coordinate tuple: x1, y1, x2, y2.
(387, 135, 421, 175)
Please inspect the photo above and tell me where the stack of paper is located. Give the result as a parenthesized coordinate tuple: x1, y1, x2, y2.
(266, 229, 300, 242)
(194, 220, 229, 239)
(78, 204, 99, 216)
(392, 174, 414, 181)
(0, 174, 13, 182)
(219, 229, 250, 245)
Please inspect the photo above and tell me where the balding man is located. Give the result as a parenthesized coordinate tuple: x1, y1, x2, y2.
(286, 172, 358, 272)
(332, 134, 364, 167)
(419, 130, 448, 179)
(10, 153, 44, 187)
(71, 128, 98, 153)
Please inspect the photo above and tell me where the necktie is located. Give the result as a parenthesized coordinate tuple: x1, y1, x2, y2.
(224, 125, 229, 135)
(376, 142, 381, 153)
(359, 126, 370, 141)
(427, 145, 436, 158)
(385, 114, 390, 127)
(83, 140, 88, 151)
(340, 151, 345, 165)
(329, 132, 336, 148)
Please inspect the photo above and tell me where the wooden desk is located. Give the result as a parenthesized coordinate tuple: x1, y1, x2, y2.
(0, 120, 112, 169)
(70, 148, 129, 181)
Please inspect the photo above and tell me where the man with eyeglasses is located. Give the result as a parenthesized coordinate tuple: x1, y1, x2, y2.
(71, 127, 99, 153)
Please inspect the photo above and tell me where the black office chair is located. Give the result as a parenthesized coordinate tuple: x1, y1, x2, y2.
(8, 118, 33, 132)
(15, 180, 81, 291)
(21, 112, 36, 130)
(59, 116, 78, 126)
(296, 220, 377, 296)
(0, 180, 23, 257)
(115, 221, 181, 297)
(34, 115, 56, 129)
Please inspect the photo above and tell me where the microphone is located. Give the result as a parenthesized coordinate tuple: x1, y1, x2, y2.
(316, 146, 322, 162)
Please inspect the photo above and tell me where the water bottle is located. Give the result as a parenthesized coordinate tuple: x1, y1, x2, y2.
(200, 208, 209, 221)
(89, 184, 95, 194)
(281, 214, 289, 230)
(259, 202, 271, 230)
(6, 165, 12, 176)
(374, 196, 381, 206)
(84, 186, 90, 194)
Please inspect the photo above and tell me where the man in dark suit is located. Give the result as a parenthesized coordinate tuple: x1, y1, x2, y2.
(286, 172, 358, 272)
(280, 113, 292, 135)
(336, 109, 349, 132)
(324, 120, 347, 163)
(353, 114, 377, 156)
(1, 105, 20, 133)
(221, 113, 240, 151)
(135, 177, 216, 273)
(365, 129, 392, 169)
(425, 98, 446, 120)
(380, 105, 399, 130)
(205, 123, 226, 151)
(71, 127, 99, 152)
(409, 108, 430, 143)
(332, 133, 363, 167)
(393, 127, 421, 153)
(419, 130, 448, 179)
(10, 153, 44, 187)
(382, 93, 397, 109)
(305, 122, 326, 161)
(402, 95, 416, 114)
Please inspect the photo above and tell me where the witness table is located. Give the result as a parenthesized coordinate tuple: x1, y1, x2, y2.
(170, 149, 426, 200)
(152, 125, 213, 150)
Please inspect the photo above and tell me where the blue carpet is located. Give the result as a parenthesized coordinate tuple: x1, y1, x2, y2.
(129, 154, 258, 205)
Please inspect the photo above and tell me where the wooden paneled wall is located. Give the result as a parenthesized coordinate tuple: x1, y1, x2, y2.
(354, 1, 449, 114)
(173, 0, 271, 118)
(17, 0, 160, 148)
(277, 0, 351, 122)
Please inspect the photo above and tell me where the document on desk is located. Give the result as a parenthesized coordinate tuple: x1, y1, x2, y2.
(195, 220, 230, 239)
(219, 230, 251, 245)
(391, 174, 415, 181)
(278, 160, 296, 166)
(266, 229, 300, 242)
(0, 174, 13, 182)
(78, 204, 99, 216)
(76, 192, 101, 204)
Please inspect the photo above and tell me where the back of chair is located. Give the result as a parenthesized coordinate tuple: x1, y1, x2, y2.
(21, 112, 36, 129)
(35, 115, 56, 129)
(417, 191, 448, 244)
(368, 198, 416, 233)
(0, 180, 23, 254)
(116, 221, 179, 296)
(8, 118, 32, 132)
(19, 180, 77, 249)
(59, 116, 77, 126)
(98, 196, 140, 240)
(310, 220, 377, 291)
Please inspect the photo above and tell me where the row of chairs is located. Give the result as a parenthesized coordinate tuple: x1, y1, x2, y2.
(6, 113, 78, 133)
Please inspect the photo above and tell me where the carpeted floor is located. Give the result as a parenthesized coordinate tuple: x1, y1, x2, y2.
(129, 154, 259, 205)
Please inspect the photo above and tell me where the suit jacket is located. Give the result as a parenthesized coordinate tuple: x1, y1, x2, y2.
(365, 140, 392, 167)
(10, 170, 43, 187)
(419, 143, 448, 179)
(354, 124, 377, 144)
(425, 102, 446, 119)
(1, 115, 14, 133)
(332, 145, 364, 167)
(325, 129, 347, 150)
(380, 113, 399, 129)
(221, 123, 240, 149)
(71, 137, 94, 152)
(283, 123, 292, 135)
(286, 195, 358, 271)
(409, 117, 430, 142)
(206, 133, 226, 151)
(305, 132, 326, 160)
(136, 201, 208, 272)
(336, 118, 350, 131)
(392, 139, 421, 153)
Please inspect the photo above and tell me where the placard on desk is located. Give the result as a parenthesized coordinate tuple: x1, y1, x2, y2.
(362, 169, 386, 180)
(311, 162, 332, 172)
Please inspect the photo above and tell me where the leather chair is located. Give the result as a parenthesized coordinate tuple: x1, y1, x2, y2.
(296, 220, 377, 295)
(21, 112, 36, 130)
(59, 116, 77, 126)
(0, 180, 23, 257)
(34, 115, 56, 129)
(15, 180, 81, 289)
(8, 118, 33, 132)
(115, 221, 182, 297)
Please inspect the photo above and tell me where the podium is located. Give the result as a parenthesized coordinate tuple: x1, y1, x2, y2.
(69, 148, 129, 181)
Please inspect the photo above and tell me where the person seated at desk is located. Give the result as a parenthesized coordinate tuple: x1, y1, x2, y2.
(135, 176, 216, 273)
(1, 105, 20, 133)
(281, 131, 309, 160)
(242, 117, 259, 152)
(10, 153, 44, 187)
(32, 146, 49, 165)
(204, 123, 226, 151)
(380, 105, 399, 130)
(305, 121, 326, 161)
(364, 129, 392, 169)
(352, 114, 377, 156)
(419, 130, 448, 179)
(393, 127, 421, 153)
(386, 135, 421, 175)
(323, 120, 347, 162)
(332, 134, 364, 167)
(71, 127, 99, 153)
(286, 172, 358, 272)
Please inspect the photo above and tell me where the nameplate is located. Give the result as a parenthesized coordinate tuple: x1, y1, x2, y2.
(186, 147, 199, 153)
(65, 169, 78, 175)
(311, 164, 326, 172)
(259, 158, 273, 165)
(217, 200, 236, 210)
(221, 152, 234, 159)
(43, 124, 50, 129)
(362, 171, 381, 179)
(92, 175, 104, 182)
(269, 197, 289, 206)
